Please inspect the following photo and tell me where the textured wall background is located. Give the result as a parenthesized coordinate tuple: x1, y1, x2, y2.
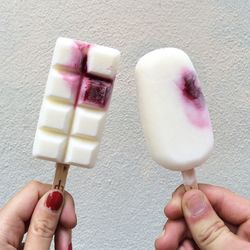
(0, 1, 249, 249)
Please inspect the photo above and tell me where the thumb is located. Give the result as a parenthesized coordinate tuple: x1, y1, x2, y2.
(182, 190, 247, 250)
(24, 190, 64, 250)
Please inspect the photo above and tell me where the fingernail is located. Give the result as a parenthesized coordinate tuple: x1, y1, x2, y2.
(169, 197, 179, 207)
(68, 243, 72, 250)
(45, 191, 63, 211)
(186, 192, 206, 216)
(156, 229, 165, 240)
(178, 246, 185, 250)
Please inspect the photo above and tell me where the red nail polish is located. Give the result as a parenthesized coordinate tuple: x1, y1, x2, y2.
(45, 191, 63, 211)
(68, 243, 72, 250)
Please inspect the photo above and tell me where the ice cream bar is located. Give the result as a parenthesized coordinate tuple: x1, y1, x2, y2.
(136, 48, 213, 189)
(33, 37, 120, 168)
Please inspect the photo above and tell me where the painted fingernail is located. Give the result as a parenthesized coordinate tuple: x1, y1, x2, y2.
(68, 243, 72, 250)
(45, 191, 63, 211)
(186, 191, 206, 216)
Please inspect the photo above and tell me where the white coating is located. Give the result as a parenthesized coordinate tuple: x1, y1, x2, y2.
(136, 48, 214, 171)
(33, 37, 120, 167)
(87, 45, 121, 79)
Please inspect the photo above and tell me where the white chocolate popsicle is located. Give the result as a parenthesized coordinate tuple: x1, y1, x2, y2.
(136, 48, 213, 187)
(33, 37, 120, 168)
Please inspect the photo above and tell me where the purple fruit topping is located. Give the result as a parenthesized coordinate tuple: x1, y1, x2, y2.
(79, 77, 113, 108)
(182, 73, 204, 108)
(61, 40, 114, 109)
(178, 70, 210, 128)
(75, 41, 90, 73)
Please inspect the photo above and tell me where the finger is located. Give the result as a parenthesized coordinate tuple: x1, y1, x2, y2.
(24, 190, 77, 231)
(199, 185, 250, 225)
(237, 220, 250, 241)
(166, 184, 250, 225)
(1, 181, 50, 221)
(179, 239, 196, 250)
(18, 243, 25, 250)
(155, 219, 188, 250)
(59, 192, 77, 229)
(165, 197, 238, 235)
(0, 181, 50, 247)
(164, 185, 185, 219)
(182, 189, 249, 250)
(225, 222, 237, 234)
(55, 226, 72, 250)
(24, 190, 64, 250)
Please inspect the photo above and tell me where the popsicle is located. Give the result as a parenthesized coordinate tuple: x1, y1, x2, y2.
(135, 48, 213, 190)
(33, 37, 120, 191)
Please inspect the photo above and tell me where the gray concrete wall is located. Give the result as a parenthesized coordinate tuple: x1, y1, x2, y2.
(0, 1, 249, 249)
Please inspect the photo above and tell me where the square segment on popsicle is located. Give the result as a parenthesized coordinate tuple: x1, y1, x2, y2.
(87, 45, 120, 79)
(38, 100, 74, 134)
(71, 107, 106, 139)
(45, 69, 81, 104)
(78, 77, 113, 109)
(33, 37, 120, 168)
(64, 138, 99, 168)
(33, 130, 67, 162)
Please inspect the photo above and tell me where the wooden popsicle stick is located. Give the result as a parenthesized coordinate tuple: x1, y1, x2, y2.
(52, 163, 70, 192)
(181, 169, 198, 191)
(184, 182, 198, 191)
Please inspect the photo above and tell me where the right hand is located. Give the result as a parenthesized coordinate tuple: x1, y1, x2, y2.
(155, 184, 250, 250)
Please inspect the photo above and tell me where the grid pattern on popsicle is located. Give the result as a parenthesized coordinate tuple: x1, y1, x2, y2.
(33, 37, 120, 168)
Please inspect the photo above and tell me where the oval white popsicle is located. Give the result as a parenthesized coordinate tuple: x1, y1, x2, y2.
(136, 48, 214, 189)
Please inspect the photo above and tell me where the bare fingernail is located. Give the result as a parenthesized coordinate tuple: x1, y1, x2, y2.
(186, 191, 206, 216)
(178, 246, 185, 250)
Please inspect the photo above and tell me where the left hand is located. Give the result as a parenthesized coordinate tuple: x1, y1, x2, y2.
(0, 181, 77, 250)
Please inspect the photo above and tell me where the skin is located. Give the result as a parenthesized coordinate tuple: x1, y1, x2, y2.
(0, 181, 77, 250)
(155, 184, 250, 250)
(2, 182, 250, 250)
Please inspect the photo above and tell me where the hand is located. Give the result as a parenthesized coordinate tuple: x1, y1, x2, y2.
(155, 184, 250, 250)
(0, 181, 77, 250)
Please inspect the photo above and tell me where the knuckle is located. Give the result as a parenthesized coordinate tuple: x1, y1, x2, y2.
(172, 184, 185, 197)
(241, 220, 250, 240)
(63, 191, 76, 211)
(197, 219, 228, 247)
(244, 230, 250, 240)
(64, 191, 74, 203)
(31, 218, 55, 238)
(27, 180, 41, 189)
